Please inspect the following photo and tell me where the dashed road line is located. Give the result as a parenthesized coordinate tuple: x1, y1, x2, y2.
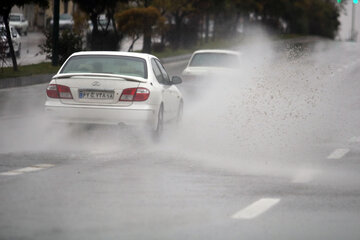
(0, 171, 23, 176)
(0, 164, 54, 176)
(232, 198, 280, 220)
(327, 148, 350, 159)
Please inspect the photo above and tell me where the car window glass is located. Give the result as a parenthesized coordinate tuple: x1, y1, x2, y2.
(10, 15, 20, 22)
(151, 59, 164, 84)
(190, 53, 239, 68)
(155, 59, 170, 84)
(61, 55, 148, 79)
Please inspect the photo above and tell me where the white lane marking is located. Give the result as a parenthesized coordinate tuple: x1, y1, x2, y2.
(0, 164, 54, 176)
(232, 198, 280, 219)
(15, 167, 44, 173)
(292, 169, 318, 183)
(327, 148, 350, 159)
(0, 171, 23, 176)
(349, 136, 360, 143)
(34, 164, 55, 168)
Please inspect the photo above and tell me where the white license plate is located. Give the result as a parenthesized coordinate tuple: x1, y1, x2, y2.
(79, 90, 114, 99)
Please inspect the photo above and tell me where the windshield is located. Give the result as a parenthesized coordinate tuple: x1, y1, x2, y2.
(9, 15, 20, 22)
(189, 52, 239, 68)
(60, 14, 72, 20)
(60, 55, 148, 78)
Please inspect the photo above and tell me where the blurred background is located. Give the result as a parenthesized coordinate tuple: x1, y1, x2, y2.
(1, 0, 359, 70)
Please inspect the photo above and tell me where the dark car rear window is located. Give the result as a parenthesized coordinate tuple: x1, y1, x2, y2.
(60, 55, 148, 79)
(190, 52, 240, 68)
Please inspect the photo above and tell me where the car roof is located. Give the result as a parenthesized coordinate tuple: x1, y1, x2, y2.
(70, 51, 157, 61)
(10, 13, 23, 16)
(192, 49, 240, 55)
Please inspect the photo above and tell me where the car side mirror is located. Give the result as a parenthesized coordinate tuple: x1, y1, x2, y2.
(171, 76, 182, 85)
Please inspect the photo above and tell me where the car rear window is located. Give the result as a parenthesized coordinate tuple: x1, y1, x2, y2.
(60, 55, 148, 78)
(189, 53, 239, 68)
(9, 15, 21, 21)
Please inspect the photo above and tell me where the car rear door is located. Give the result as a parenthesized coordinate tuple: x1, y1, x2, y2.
(152, 59, 178, 119)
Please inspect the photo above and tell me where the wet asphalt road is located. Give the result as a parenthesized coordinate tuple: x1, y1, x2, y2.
(0, 41, 360, 240)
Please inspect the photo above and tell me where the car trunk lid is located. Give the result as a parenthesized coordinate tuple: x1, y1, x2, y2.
(53, 74, 145, 106)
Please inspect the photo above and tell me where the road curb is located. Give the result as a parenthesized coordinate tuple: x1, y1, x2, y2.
(0, 74, 54, 89)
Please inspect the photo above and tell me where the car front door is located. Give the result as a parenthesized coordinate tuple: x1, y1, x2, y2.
(10, 27, 20, 52)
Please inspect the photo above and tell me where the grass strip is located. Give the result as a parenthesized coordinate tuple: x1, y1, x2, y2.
(0, 62, 60, 79)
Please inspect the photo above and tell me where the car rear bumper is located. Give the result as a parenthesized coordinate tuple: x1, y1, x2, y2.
(45, 102, 157, 128)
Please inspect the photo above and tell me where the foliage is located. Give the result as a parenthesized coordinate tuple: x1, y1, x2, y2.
(86, 31, 120, 50)
(39, 29, 83, 64)
(72, 11, 89, 34)
(0, 63, 60, 79)
(0, 0, 48, 71)
(72, 0, 126, 50)
(116, 6, 163, 51)
(0, 38, 8, 69)
(72, 0, 116, 33)
(282, 0, 340, 38)
(154, 0, 196, 49)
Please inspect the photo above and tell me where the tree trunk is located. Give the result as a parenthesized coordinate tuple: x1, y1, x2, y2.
(128, 34, 140, 52)
(142, 33, 151, 53)
(205, 11, 210, 43)
(173, 15, 182, 49)
(142, 6, 152, 53)
(212, 13, 217, 41)
(90, 13, 99, 50)
(142, 23, 152, 53)
(64, 0, 69, 13)
(3, 12, 18, 71)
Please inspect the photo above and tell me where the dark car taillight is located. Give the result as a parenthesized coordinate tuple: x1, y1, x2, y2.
(46, 84, 73, 99)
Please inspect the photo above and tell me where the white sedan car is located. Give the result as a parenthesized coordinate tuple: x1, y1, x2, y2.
(182, 49, 241, 80)
(9, 13, 28, 36)
(45, 51, 183, 136)
(0, 24, 21, 57)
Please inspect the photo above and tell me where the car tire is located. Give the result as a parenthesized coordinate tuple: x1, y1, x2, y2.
(152, 104, 164, 141)
(176, 101, 183, 124)
(16, 43, 21, 58)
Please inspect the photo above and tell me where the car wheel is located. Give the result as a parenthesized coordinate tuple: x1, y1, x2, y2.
(153, 104, 164, 140)
(16, 43, 21, 58)
(176, 101, 183, 124)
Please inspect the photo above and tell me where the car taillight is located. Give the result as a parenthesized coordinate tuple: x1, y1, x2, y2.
(46, 84, 73, 99)
(120, 87, 150, 101)
(46, 84, 59, 98)
(57, 85, 73, 99)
